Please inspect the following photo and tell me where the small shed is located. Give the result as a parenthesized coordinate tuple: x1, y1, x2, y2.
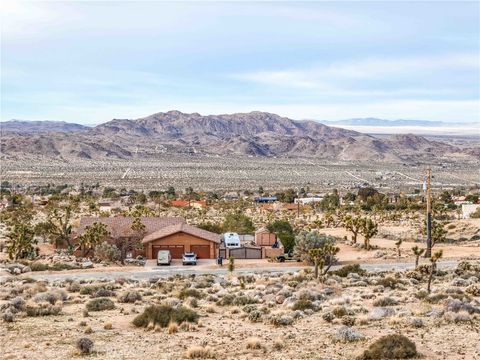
(255, 227, 277, 247)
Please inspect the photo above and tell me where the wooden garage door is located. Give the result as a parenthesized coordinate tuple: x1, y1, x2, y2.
(191, 245, 210, 259)
(153, 245, 184, 259)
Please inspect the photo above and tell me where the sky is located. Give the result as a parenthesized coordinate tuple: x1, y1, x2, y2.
(1, 1, 479, 125)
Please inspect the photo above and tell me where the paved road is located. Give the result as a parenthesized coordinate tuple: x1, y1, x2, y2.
(0, 260, 460, 283)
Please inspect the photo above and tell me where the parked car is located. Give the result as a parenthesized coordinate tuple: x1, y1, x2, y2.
(182, 252, 197, 265)
(277, 252, 301, 262)
(157, 250, 171, 266)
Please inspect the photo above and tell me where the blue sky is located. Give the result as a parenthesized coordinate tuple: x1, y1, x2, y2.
(1, 1, 479, 124)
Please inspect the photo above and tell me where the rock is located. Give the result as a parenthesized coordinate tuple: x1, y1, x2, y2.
(426, 309, 444, 318)
(334, 326, 364, 342)
(275, 295, 285, 304)
(374, 251, 387, 258)
(21, 266, 31, 273)
(322, 288, 335, 296)
(451, 278, 469, 287)
(410, 318, 424, 328)
(81, 261, 94, 269)
(12, 268, 21, 275)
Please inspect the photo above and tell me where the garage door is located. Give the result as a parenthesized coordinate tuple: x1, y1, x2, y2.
(191, 245, 210, 259)
(153, 245, 184, 259)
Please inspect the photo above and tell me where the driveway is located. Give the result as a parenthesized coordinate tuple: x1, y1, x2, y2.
(0, 259, 460, 283)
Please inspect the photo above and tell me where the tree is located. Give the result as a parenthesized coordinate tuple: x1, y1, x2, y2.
(395, 239, 403, 257)
(7, 224, 36, 260)
(267, 220, 295, 253)
(309, 243, 340, 280)
(76, 222, 110, 257)
(411, 246, 425, 269)
(228, 256, 235, 273)
(294, 231, 337, 264)
(47, 205, 75, 248)
(223, 212, 255, 234)
(197, 222, 223, 234)
(360, 218, 378, 250)
(427, 250, 443, 293)
(34, 221, 55, 243)
(342, 215, 364, 243)
(422, 219, 447, 247)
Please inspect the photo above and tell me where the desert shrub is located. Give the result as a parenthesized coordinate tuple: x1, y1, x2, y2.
(424, 293, 448, 304)
(29, 262, 49, 272)
(179, 288, 203, 300)
(34, 290, 67, 305)
(376, 277, 401, 289)
(465, 284, 480, 296)
(167, 321, 178, 334)
(332, 264, 366, 278)
(76, 337, 94, 354)
(322, 312, 335, 322)
(414, 290, 429, 300)
(80, 285, 100, 295)
(10, 296, 25, 310)
(185, 346, 214, 359)
(234, 295, 257, 306)
(67, 282, 81, 292)
(332, 306, 348, 318)
(91, 288, 115, 298)
(292, 299, 315, 311)
(26, 303, 62, 316)
(248, 310, 263, 322)
(358, 334, 417, 359)
(86, 298, 115, 312)
(118, 290, 142, 303)
(341, 316, 356, 326)
(246, 337, 263, 350)
(95, 242, 121, 262)
(104, 322, 113, 330)
(268, 313, 294, 326)
(132, 305, 199, 328)
(2, 310, 15, 322)
(373, 297, 398, 307)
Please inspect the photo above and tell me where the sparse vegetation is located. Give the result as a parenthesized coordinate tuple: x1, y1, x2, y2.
(132, 305, 199, 328)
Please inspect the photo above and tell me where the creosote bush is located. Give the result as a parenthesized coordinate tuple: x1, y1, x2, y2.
(118, 290, 142, 303)
(77, 337, 94, 355)
(179, 288, 203, 300)
(86, 298, 115, 312)
(26, 303, 62, 317)
(132, 305, 199, 328)
(358, 334, 417, 359)
(376, 277, 401, 289)
(332, 264, 366, 277)
(185, 346, 214, 359)
(292, 299, 315, 311)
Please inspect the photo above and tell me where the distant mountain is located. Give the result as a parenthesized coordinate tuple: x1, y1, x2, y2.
(321, 118, 471, 127)
(1, 111, 478, 163)
(0, 120, 90, 134)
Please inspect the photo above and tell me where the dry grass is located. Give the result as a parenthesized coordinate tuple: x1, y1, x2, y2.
(246, 337, 263, 350)
(185, 346, 215, 359)
(167, 321, 179, 334)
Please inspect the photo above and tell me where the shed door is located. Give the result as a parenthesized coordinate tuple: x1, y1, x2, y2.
(191, 245, 210, 259)
(153, 245, 184, 259)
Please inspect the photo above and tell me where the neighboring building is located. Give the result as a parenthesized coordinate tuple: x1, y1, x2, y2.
(143, 222, 220, 259)
(462, 204, 480, 219)
(170, 200, 207, 209)
(254, 196, 278, 203)
(255, 228, 277, 246)
(294, 197, 322, 205)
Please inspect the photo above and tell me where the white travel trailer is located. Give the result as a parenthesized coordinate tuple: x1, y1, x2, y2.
(223, 232, 241, 248)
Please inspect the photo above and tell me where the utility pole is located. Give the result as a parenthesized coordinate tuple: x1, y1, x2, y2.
(295, 187, 300, 218)
(425, 167, 432, 258)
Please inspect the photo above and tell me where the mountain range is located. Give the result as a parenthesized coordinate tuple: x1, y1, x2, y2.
(1, 119, 90, 134)
(1, 111, 478, 163)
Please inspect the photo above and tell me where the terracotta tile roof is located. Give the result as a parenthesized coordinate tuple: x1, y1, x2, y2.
(142, 222, 220, 244)
(76, 216, 185, 238)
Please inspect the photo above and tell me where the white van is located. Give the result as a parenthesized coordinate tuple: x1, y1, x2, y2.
(223, 232, 241, 248)
(157, 250, 172, 266)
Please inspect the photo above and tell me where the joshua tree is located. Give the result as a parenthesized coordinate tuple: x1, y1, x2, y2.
(7, 223, 36, 260)
(427, 250, 443, 293)
(309, 243, 340, 280)
(395, 239, 403, 257)
(228, 256, 235, 273)
(76, 222, 110, 257)
(47, 205, 75, 248)
(360, 218, 378, 250)
(411, 246, 425, 268)
(342, 214, 364, 243)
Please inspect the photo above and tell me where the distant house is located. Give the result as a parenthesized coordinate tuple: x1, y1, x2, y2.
(294, 197, 322, 205)
(75, 216, 219, 259)
(254, 196, 278, 203)
(171, 200, 207, 209)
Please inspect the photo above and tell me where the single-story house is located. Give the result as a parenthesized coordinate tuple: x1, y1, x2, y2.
(462, 204, 480, 219)
(142, 222, 220, 259)
(170, 200, 207, 209)
(75, 216, 219, 259)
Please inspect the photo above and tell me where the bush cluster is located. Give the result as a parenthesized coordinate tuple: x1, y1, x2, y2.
(132, 305, 199, 328)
